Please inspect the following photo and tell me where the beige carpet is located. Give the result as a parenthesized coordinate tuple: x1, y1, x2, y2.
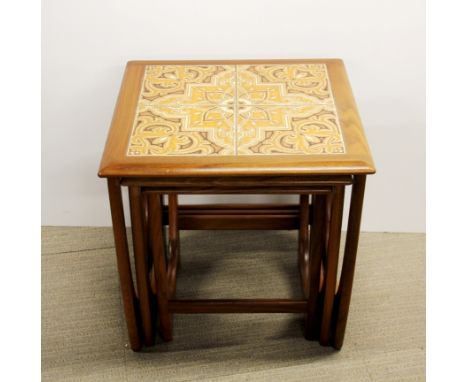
(42, 228, 425, 381)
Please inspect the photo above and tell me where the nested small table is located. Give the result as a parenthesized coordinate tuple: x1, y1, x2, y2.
(98, 59, 375, 351)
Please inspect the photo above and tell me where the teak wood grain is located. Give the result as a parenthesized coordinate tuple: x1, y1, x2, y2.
(128, 186, 154, 346)
(107, 179, 141, 350)
(98, 59, 375, 178)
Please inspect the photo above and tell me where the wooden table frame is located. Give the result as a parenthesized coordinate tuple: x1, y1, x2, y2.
(100, 59, 375, 352)
(106, 174, 366, 351)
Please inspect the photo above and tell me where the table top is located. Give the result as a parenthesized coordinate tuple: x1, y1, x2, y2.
(98, 59, 375, 178)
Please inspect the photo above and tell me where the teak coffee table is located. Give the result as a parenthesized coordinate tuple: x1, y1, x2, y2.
(98, 59, 375, 351)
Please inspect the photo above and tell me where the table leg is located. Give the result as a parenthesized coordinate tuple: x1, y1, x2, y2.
(146, 194, 159, 296)
(167, 194, 180, 298)
(129, 186, 155, 347)
(333, 175, 367, 349)
(319, 185, 345, 345)
(107, 178, 142, 351)
(305, 194, 327, 339)
(298, 194, 310, 297)
(148, 193, 173, 341)
(142, 192, 152, 269)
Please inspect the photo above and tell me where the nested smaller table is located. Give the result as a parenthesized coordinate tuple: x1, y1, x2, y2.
(98, 59, 375, 351)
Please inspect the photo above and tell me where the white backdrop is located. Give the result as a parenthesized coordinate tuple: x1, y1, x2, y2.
(42, 0, 425, 232)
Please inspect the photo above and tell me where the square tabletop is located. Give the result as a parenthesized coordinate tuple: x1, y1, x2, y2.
(98, 59, 375, 178)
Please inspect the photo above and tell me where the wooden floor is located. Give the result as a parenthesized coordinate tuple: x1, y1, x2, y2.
(42, 227, 425, 381)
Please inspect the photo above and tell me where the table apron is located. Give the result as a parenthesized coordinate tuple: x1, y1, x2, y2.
(120, 175, 353, 193)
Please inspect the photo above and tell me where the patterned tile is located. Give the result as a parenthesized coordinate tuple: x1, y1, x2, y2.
(237, 64, 334, 105)
(127, 105, 235, 156)
(141, 65, 235, 106)
(126, 64, 345, 156)
(237, 104, 344, 155)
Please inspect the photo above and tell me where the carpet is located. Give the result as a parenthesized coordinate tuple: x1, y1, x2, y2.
(42, 227, 425, 381)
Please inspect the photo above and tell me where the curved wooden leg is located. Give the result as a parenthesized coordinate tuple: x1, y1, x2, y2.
(298, 194, 310, 297)
(319, 186, 345, 346)
(304, 194, 327, 340)
(107, 178, 142, 351)
(146, 193, 158, 296)
(142, 192, 149, 259)
(148, 193, 173, 342)
(129, 186, 155, 347)
(333, 175, 366, 349)
(167, 194, 180, 298)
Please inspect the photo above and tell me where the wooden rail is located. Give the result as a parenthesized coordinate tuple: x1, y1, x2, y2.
(161, 203, 302, 230)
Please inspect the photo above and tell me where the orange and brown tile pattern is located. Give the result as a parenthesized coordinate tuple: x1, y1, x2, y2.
(127, 64, 345, 156)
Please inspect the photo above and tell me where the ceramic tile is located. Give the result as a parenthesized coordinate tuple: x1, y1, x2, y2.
(126, 64, 345, 156)
(127, 105, 235, 156)
(236, 104, 345, 155)
(237, 64, 334, 105)
(141, 65, 235, 106)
